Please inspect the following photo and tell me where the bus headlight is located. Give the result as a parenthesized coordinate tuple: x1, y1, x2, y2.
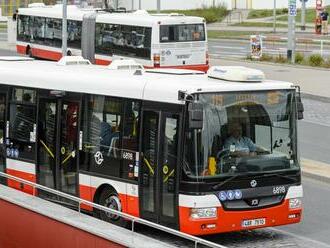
(289, 198, 302, 209)
(190, 207, 217, 219)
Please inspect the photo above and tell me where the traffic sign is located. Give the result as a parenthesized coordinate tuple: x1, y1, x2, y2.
(289, 0, 297, 16)
(316, 0, 323, 10)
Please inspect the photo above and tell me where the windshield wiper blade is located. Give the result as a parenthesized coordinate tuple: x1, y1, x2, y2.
(212, 173, 254, 190)
(256, 172, 299, 183)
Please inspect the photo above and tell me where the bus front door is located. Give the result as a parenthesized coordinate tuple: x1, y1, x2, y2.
(37, 96, 80, 198)
(0, 91, 7, 185)
(140, 109, 181, 229)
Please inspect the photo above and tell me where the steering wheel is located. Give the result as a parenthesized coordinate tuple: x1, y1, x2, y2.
(216, 148, 230, 161)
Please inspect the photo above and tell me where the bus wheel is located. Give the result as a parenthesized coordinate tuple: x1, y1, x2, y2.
(67, 50, 72, 56)
(27, 47, 33, 58)
(98, 189, 130, 227)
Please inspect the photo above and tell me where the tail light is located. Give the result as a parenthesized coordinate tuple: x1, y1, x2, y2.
(206, 51, 209, 65)
(153, 53, 160, 68)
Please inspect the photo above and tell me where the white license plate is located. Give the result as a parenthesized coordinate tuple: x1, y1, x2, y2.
(242, 218, 266, 228)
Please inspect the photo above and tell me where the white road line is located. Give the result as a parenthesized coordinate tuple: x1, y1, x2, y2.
(269, 227, 330, 248)
(302, 119, 330, 128)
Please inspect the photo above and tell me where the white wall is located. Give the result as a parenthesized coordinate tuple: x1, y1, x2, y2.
(120, 0, 232, 11)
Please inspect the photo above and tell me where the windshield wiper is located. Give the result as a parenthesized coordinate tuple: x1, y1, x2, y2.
(257, 172, 299, 183)
(212, 173, 254, 190)
(212, 171, 299, 191)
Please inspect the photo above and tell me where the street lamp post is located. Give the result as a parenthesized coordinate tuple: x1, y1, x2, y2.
(273, 0, 276, 33)
(62, 0, 67, 57)
(157, 0, 160, 13)
(301, 0, 306, 30)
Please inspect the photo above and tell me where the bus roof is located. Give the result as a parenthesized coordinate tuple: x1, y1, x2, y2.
(0, 60, 294, 104)
(18, 5, 205, 26)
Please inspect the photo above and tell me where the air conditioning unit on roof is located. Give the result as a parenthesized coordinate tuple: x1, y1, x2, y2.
(207, 66, 265, 82)
(57, 56, 91, 66)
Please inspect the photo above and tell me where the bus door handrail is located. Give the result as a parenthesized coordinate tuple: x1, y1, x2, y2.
(0, 171, 227, 248)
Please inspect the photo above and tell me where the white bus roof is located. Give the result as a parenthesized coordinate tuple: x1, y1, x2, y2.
(18, 5, 205, 26)
(0, 60, 294, 104)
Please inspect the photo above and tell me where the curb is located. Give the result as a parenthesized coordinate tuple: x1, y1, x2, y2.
(301, 93, 330, 102)
(210, 55, 330, 72)
(301, 159, 330, 184)
(302, 170, 330, 184)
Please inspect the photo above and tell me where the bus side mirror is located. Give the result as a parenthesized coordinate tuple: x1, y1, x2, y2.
(295, 86, 304, 120)
(297, 96, 304, 120)
(188, 102, 203, 129)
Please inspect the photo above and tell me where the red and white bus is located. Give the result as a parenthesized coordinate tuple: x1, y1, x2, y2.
(16, 4, 209, 71)
(0, 57, 303, 235)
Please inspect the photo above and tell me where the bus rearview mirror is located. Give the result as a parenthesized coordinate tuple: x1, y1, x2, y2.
(188, 102, 203, 129)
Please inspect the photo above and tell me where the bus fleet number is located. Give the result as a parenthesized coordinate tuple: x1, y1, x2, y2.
(273, 186, 286, 195)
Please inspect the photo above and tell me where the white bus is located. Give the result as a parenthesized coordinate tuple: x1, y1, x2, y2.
(16, 4, 209, 71)
(0, 57, 303, 235)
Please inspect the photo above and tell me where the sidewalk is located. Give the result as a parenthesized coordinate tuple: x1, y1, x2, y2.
(207, 23, 330, 41)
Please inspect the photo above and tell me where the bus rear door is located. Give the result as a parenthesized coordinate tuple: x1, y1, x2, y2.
(37, 92, 81, 199)
(140, 104, 182, 229)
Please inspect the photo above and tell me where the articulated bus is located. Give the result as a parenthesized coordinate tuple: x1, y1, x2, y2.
(0, 57, 303, 235)
(16, 4, 209, 71)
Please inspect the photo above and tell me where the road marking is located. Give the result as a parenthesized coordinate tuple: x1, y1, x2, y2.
(302, 120, 330, 128)
(269, 227, 330, 248)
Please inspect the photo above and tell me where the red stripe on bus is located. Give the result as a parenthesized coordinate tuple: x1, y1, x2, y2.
(6, 168, 36, 195)
(95, 58, 111, 66)
(32, 47, 62, 61)
(16, 45, 27, 55)
(179, 199, 302, 235)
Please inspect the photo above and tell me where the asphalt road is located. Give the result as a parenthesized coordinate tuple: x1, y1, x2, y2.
(209, 39, 330, 59)
(1, 47, 330, 247)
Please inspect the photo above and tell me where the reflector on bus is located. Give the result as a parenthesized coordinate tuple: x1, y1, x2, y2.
(57, 56, 91, 66)
(207, 66, 265, 82)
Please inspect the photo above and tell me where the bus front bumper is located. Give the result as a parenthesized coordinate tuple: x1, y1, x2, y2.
(179, 199, 302, 235)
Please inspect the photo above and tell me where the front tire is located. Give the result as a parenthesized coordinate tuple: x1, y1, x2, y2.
(98, 189, 129, 227)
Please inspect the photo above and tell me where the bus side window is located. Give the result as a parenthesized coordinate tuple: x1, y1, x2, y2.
(122, 100, 140, 180)
(80, 95, 123, 177)
(9, 88, 37, 161)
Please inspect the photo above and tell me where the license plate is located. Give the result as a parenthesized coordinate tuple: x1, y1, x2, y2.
(242, 218, 266, 228)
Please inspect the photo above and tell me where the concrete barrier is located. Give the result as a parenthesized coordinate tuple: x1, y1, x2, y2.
(0, 185, 175, 248)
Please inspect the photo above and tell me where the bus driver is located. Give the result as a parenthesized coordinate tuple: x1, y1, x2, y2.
(224, 122, 257, 157)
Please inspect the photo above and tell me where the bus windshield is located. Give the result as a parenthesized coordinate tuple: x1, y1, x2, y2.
(160, 24, 205, 43)
(184, 90, 298, 180)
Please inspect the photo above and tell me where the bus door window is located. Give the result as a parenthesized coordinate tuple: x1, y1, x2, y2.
(0, 93, 6, 184)
(141, 111, 159, 213)
(161, 115, 179, 218)
(60, 102, 79, 195)
(37, 100, 57, 189)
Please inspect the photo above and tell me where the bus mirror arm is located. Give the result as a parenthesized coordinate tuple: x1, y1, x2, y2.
(295, 86, 304, 120)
